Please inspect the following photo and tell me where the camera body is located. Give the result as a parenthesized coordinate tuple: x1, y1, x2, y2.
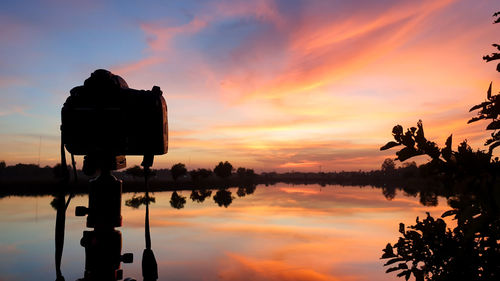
(61, 69, 168, 156)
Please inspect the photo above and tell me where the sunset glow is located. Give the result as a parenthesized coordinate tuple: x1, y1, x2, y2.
(0, 0, 498, 171)
(0, 185, 451, 280)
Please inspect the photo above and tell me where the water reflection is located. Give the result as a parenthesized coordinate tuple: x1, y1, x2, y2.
(129, 184, 259, 211)
(0, 184, 449, 281)
(189, 189, 212, 203)
(169, 191, 186, 209)
(125, 195, 156, 209)
(213, 189, 233, 208)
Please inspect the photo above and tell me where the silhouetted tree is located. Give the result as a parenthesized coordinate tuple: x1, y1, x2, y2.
(0, 160, 5, 177)
(125, 165, 145, 178)
(171, 163, 187, 181)
(52, 163, 70, 179)
(236, 167, 256, 178)
(214, 161, 233, 178)
(381, 158, 396, 172)
(169, 191, 186, 209)
(213, 188, 233, 207)
(236, 167, 246, 177)
(189, 168, 212, 181)
(400, 161, 418, 178)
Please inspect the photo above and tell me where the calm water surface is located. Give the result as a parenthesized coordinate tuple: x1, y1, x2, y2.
(0, 184, 448, 281)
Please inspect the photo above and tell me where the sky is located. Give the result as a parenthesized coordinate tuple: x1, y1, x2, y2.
(0, 0, 499, 172)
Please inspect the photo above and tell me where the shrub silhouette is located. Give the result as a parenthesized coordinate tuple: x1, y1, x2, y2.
(380, 11, 500, 281)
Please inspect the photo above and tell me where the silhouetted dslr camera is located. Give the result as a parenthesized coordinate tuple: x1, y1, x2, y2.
(61, 69, 168, 156)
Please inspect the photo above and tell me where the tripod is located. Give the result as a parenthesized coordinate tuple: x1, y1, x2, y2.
(75, 155, 134, 281)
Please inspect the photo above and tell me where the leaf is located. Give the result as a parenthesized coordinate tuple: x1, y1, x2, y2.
(469, 101, 491, 112)
(484, 53, 500, 62)
(442, 134, 453, 161)
(405, 271, 411, 281)
(396, 270, 411, 280)
(381, 243, 395, 259)
(380, 141, 401, 151)
(489, 141, 500, 154)
(392, 125, 403, 135)
(486, 138, 495, 145)
(384, 258, 405, 266)
(468, 116, 487, 124)
(417, 120, 424, 138)
(386, 267, 400, 273)
(486, 120, 500, 130)
(441, 209, 457, 218)
(399, 223, 405, 234)
(396, 147, 421, 162)
(488, 82, 492, 99)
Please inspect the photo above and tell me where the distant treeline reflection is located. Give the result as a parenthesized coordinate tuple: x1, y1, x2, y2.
(109, 185, 256, 210)
(1, 159, 447, 209)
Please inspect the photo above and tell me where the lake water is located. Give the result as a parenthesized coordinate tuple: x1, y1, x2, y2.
(0, 184, 448, 281)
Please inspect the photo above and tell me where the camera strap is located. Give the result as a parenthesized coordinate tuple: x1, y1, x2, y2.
(141, 155, 158, 281)
(55, 135, 77, 281)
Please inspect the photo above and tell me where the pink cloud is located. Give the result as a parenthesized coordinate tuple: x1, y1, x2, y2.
(111, 56, 165, 75)
(141, 18, 208, 52)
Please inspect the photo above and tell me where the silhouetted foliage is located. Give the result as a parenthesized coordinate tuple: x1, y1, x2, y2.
(125, 195, 156, 208)
(53, 163, 70, 179)
(381, 158, 396, 172)
(125, 165, 143, 178)
(169, 191, 186, 209)
(382, 186, 396, 200)
(214, 161, 233, 178)
(189, 168, 212, 181)
(0, 161, 5, 177)
(236, 167, 256, 178)
(124, 165, 155, 179)
(213, 188, 233, 207)
(244, 184, 257, 195)
(50, 196, 65, 211)
(190, 189, 212, 203)
(236, 187, 246, 197)
(381, 12, 500, 281)
(171, 163, 187, 181)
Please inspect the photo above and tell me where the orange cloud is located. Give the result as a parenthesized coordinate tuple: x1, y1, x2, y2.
(279, 161, 320, 168)
(221, 0, 456, 102)
(218, 253, 343, 281)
